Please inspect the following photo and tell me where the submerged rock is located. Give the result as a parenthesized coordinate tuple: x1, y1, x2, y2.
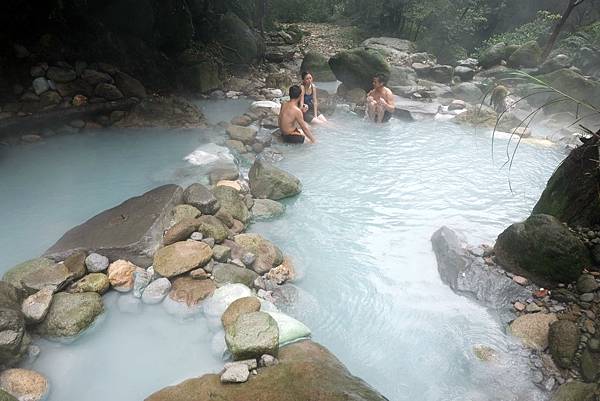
(248, 160, 301, 200)
(36, 292, 103, 337)
(45, 185, 183, 267)
(141, 278, 171, 304)
(145, 340, 389, 401)
(494, 214, 591, 286)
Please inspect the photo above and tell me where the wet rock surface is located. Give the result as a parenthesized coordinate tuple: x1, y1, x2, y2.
(45, 185, 183, 267)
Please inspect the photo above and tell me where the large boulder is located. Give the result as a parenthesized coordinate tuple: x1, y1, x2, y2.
(213, 186, 250, 224)
(494, 214, 592, 286)
(536, 68, 600, 114)
(549, 320, 580, 369)
(478, 42, 513, 69)
(2, 258, 55, 291)
(179, 62, 221, 93)
(36, 292, 103, 337)
(533, 136, 600, 227)
(328, 48, 391, 91)
(0, 282, 29, 369)
(388, 66, 417, 87)
(361, 37, 416, 54)
(153, 241, 213, 278)
(509, 312, 557, 350)
(218, 12, 264, 64)
(225, 311, 279, 360)
(300, 52, 336, 82)
(251, 199, 284, 220)
(145, 340, 389, 401)
(45, 185, 183, 267)
(234, 233, 284, 274)
(551, 381, 598, 401)
(451, 82, 484, 103)
(114, 71, 147, 99)
(508, 41, 542, 68)
(248, 160, 301, 200)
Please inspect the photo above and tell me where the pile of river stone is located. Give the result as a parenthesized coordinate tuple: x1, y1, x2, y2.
(0, 158, 303, 400)
(480, 238, 600, 395)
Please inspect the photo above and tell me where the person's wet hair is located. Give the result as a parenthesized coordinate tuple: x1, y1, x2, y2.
(289, 85, 302, 99)
(373, 73, 388, 85)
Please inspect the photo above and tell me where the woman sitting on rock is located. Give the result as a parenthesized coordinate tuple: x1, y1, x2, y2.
(299, 71, 328, 124)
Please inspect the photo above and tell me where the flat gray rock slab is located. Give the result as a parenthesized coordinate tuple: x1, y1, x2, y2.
(44, 185, 183, 267)
(393, 96, 442, 121)
(431, 226, 530, 322)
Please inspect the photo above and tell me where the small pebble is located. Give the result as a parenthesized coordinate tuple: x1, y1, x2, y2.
(202, 237, 215, 247)
(514, 301, 526, 312)
(85, 253, 109, 272)
(242, 252, 256, 266)
(190, 232, 203, 241)
(512, 276, 529, 286)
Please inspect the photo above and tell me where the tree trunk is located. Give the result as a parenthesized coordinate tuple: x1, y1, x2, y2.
(541, 0, 586, 61)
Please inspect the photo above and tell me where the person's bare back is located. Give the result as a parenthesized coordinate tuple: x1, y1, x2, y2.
(278, 85, 316, 144)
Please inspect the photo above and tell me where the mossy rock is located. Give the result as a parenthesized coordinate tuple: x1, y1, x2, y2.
(533, 136, 600, 227)
(551, 381, 598, 401)
(328, 48, 391, 91)
(494, 214, 591, 286)
(145, 340, 390, 401)
(218, 12, 264, 64)
(300, 52, 336, 82)
(3, 258, 55, 291)
(479, 42, 507, 69)
(508, 41, 542, 68)
(549, 320, 579, 368)
(36, 292, 103, 337)
(178, 62, 221, 93)
(536, 68, 600, 114)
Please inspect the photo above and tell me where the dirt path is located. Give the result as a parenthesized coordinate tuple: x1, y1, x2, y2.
(293, 22, 366, 57)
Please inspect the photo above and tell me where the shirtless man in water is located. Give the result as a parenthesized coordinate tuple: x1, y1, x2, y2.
(366, 74, 395, 123)
(278, 85, 317, 144)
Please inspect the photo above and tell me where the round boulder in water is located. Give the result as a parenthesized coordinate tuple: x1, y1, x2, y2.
(36, 292, 103, 337)
(494, 214, 592, 286)
(0, 368, 48, 401)
(141, 278, 171, 304)
(225, 311, 279, 360)
(249, 160, 301, 201)
(221, 296, 261, 330)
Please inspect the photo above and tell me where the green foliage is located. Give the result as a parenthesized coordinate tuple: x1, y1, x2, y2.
(476, 11, 560, 55)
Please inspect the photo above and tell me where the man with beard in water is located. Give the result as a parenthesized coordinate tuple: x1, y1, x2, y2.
(278, 85, 317, 144)
(366, 74, 395, 123)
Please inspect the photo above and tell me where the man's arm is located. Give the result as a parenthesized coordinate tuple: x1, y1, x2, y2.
(380, 88, 395, 112)
(296, 109, 316, 143)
